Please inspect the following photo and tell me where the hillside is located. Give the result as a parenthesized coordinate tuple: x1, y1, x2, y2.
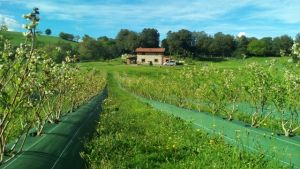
(1, 31, 78, 47)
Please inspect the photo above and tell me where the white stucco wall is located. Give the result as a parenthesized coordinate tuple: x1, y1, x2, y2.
(137, 54, 164, 65)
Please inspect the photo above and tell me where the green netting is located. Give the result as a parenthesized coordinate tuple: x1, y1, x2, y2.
(135, 96, 300, 168)
(0, 87, 107, 169)
(177, 97, 298, 121)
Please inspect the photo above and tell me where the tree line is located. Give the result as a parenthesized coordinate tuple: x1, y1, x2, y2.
(75, 28, 300, 61)
(25, 27, 300, 61)
(163, 30, 299, 58)
(76, 28, 160, 61)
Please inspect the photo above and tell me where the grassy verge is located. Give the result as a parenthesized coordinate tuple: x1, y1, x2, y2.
(81, 74, 288, 169)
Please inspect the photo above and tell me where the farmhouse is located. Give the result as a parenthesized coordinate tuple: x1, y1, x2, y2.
(136, 47, 170, 65)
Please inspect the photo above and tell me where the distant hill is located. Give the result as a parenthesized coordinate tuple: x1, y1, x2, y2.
(1, 31, 78, 47)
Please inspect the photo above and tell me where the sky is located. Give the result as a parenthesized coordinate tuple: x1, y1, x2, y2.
(0, 0, 300, 40)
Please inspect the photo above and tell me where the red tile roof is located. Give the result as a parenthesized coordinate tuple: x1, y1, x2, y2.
(136, 48, 165, 53)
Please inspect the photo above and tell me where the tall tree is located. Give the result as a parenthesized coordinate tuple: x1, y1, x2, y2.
(166, 29, 193, 57)
(273, 35, 293, 56)
(247, 39, 268, 56)
(194, 31, 213, 57)
(139, 28, 160, 48)
(45, 28, 51, 35)
(261, 37, 274, 56)
(116, 29, 139, 54)
(78, 35, 100, 61)
(210, 32, 235, 57)
(233, 35, 249, 57)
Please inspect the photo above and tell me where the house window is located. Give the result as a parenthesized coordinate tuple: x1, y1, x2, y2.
(141, 59, 145, 62)
(165, 59, 169, 62)
(154, 59, 158, 62)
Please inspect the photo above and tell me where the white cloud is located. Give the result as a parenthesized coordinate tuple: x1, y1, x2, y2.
(0, 14, 21, 31)
(238, 32, 246, 37)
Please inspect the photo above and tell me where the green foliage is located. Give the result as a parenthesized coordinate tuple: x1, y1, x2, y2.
(291, 43, 300, 62)
(139, 28, 160, 48)
(247, 39, 269, 56)
(117, 60, 300, 137)
(116, 29, 139, 54)
(244, 63, 274, 127)
(0, 8, 106, 164)
(295, 33, 300, 44)
(43, 41, 77, 63)
(59, 32, 75, 41)
(210, 32, 235, 57)
(78, 35, 118, 61)
(193, 31, 214, 57)
(272, 35, 293, 55)
(166, 29, 193, 57)
(45, 28, 51, 35)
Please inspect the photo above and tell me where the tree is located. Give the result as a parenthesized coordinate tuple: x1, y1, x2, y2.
(261, 37, 274, 56)
(194, 31, 213, 57)
(210, 32, 235, 57)
(139, 28, 160, 48)
(116, 29, 139, 54)
(78, 35, 100, 61)
(233, 35, 249, 57)
(59, 32, 74, 41)
(43, 41, 75, 63)
(161, 39, 169, 54)
(166, 29, 193, 57)
(273, 35, 294, 56)
(247, 39, 269, 56)
(45, 28, 51, 35)
(295, 33, 300, 44)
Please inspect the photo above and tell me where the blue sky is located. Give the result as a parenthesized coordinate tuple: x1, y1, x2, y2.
(1, 0, 300, 40)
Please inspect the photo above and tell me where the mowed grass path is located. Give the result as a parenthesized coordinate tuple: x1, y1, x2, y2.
(81, 74, 287, 169)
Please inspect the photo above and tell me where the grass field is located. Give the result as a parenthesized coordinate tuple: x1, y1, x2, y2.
(1, 31, 78, 47)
